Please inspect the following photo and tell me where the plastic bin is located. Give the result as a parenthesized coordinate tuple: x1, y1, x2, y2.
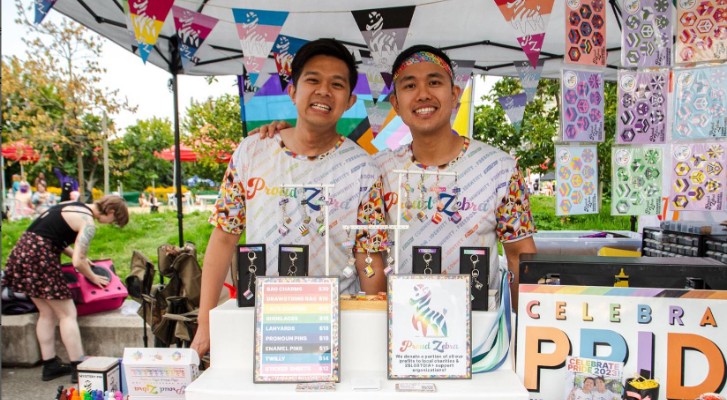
(533, 230, 642, 256)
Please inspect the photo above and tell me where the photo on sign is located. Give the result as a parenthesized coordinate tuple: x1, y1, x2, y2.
(388, 274, 471, 379)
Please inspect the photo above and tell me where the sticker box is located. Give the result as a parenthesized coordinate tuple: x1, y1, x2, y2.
(123, 348, 199, 399)
(77, 356, 121, 393)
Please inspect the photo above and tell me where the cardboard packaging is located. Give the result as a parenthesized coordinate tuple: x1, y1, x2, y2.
(123, 348, 200, 399)
(77, 356, 121, 393)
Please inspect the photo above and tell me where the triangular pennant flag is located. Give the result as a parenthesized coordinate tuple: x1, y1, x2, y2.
(498, 93, 528, 133)
(232, 9, 289, 88)
(272, 35, 308, 89)
(121, 0, 139, 52)
(449, 60, 474, 125)
(128, 0, 175, 64)
(364, 100, 393, 136)
(352, 5, 416, 93)
(453, 79, 473, 136)
(514, 59, 544, 103)
(516, 33, 545, 68)
(451, 59, 475, 101)
(493, 0, 555, 67)
(34, 0, 58, 24)
(359, 50, 387, 101)
(171, 6, 219, 70)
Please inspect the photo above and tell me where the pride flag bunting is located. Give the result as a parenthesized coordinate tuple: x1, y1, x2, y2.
(128, 0, 175, 63)
(514, 59, 544, 103)
(498, 93, 528, 133)
(232, 9, 289, 88)
(34, 0, 58, 24)
(493, 0, 555, 67)
(171, 6, 219, 70)
(272, 35, 308, 89)
(352, 6, 416, 100)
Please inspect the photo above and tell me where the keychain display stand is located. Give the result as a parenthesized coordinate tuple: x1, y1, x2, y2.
(185, 300, 528, 399)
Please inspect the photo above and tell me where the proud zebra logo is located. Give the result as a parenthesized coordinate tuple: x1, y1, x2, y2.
(409, 284, 448, 338)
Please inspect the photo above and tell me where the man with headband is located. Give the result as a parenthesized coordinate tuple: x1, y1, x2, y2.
(254, 44, 536, 308)
(376, 45, 536, 308)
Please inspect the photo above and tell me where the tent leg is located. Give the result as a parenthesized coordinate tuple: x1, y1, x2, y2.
(171, 72, 184, 247)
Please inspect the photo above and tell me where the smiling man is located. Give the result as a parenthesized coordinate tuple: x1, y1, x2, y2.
(374, 45, 537, 308)
(252, 45, 537, 309)
(191, 39, 387, 358)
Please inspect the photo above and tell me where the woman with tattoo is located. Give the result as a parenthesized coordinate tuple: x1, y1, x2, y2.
(1, 195, 129, 382)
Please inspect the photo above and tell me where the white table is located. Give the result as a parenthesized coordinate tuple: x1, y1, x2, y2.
(185, 300, 528, 400)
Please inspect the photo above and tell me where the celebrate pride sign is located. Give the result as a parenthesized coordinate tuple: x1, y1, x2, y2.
(516, 285, 727, 400)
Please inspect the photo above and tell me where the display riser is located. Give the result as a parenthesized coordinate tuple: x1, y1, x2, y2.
(185, 300, 528, 399)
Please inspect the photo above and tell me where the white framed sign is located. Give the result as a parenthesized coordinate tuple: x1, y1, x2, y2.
(516, 284, 727, 400)
(388, 275, 471, 379)
(254, 277, 340, 383)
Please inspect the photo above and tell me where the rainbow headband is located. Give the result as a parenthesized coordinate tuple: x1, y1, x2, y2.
(392, 51, 454, 83)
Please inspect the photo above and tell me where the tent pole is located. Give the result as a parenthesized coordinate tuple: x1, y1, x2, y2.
(172, 71, 184, 247)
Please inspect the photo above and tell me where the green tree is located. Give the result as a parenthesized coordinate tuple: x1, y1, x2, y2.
(182, 93, 243, 181)
(114, 118, 175, 191)
(2, 1, 134, 195)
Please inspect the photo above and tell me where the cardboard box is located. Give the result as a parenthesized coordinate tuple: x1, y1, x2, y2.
(77, 356, 121, 392)
(123, 348, 200, 399)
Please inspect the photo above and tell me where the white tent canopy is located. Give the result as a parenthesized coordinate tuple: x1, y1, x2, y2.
(52, 0, 627, 79)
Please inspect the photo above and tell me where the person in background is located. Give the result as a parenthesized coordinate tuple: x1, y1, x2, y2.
(138, 192, 149, 208)
(34, 172, 47, 189)
(11, 174, 21, 194)
(568, 376, 596, 400)
(54, 168, 78, 202)
(592, 376, 618, 400)
(14, 182, 35, 219)
(533, 179, 540, 194)
(32, 181, 57, 216)
(1, 196, 129, 383)
(190, 38, 388, 358)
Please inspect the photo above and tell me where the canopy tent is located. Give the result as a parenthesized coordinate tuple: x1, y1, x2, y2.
(44, 0, 633, 245)
(155, 144, 199, 162)
(1, 141, 41, 203)
(50, 0, 626, 79)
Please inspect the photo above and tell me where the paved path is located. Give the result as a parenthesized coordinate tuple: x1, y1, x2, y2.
(2, 365, 73, 399)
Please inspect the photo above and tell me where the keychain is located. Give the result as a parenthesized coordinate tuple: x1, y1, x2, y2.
(342, 227, 355, 278)
(243, 252, 258, 300)
(287, 252, 298, 276)
(470, 254, 484, 290)
(422, 252, 433, 275)
(363, 232, 375, 278)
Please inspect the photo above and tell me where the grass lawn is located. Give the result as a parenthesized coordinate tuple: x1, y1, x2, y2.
(1, 195, 632, 281)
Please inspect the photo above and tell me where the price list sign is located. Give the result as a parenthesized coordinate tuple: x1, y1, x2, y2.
(254, 277, 340, 383)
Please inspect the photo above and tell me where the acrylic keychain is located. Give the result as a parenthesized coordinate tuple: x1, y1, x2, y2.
(450, 174, 462, 223)
(299, 188, 312, 235)
(470, 254, 484, 290)
(341, 226, 356, 278)
(422, 252, 433, 275)
(384, 236, 395, 275)
(363, 231, 376, 278)
(432, 172, 444, 224)
(287, 252, 298, 276)
(279, 194, 291, 236)
(417, 173, 427, 221)
(242, 252, 258, 300)
(402, 172, 413, 221)
(316, 195, 326, 236)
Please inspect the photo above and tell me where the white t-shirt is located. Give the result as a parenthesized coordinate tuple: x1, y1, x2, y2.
(592, 389, 618, 400)
(211, 134, 387, 294)
(374, 137, 536, 288)
(572, 388, 594, 400)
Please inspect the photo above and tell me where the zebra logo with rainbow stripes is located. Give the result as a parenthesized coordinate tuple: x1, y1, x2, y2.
(409, 284, 448, 337)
